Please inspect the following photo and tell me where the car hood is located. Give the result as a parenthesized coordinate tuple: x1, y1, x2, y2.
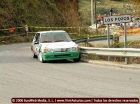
(40, 41, 77, 49)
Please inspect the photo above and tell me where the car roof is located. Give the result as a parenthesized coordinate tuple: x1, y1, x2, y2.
(36, 30, 66, 34)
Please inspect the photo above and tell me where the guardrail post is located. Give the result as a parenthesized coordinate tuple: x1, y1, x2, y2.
(85, 37, 89, 47)
(78, 27, 81, 36)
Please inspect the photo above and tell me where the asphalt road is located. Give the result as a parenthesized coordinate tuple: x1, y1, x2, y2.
(0, 43, 140, 104)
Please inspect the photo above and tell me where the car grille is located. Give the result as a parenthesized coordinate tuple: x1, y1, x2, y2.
(54, 54, 71, 57)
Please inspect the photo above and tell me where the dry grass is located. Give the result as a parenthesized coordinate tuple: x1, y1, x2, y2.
(0, 34, 34, 45)
(98, 0, 123, 8)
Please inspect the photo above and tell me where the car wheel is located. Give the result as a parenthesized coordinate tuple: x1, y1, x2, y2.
(38, 52, 45, 63)
(73, 54, 81, 62)
(33, 53, 37, 58)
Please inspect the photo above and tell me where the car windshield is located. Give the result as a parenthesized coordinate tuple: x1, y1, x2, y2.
(40, 31, 71, 43)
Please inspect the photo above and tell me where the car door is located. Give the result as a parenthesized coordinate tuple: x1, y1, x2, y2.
(33, 33, 40, 55)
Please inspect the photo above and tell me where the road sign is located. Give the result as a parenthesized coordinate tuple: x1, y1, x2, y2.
(103, 15, 131, 25)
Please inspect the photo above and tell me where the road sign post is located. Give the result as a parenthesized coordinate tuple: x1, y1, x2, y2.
(124, 23, 129, 64)
(103, 15, 131, 63)
(107, 24, 110, 61)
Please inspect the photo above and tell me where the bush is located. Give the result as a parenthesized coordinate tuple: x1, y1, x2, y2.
(98, 24, 106, 28)
(97, 7, 118, 16)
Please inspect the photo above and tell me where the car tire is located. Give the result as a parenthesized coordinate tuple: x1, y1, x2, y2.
(38, 52, 45, 63)
(33, 53, 37, 58)
(73, 54, 81, 62)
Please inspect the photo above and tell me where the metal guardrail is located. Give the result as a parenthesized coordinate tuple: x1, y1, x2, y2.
(80, 47, 140, 57)
(72, 35, 114, 43)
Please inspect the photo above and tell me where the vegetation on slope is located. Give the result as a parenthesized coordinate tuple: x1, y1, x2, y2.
(0, 0, 81, 29)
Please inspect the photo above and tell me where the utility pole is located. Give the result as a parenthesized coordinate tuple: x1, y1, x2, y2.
(91, 0, 94, 26)
(94, 0, 96, 24)
(94, 0, 97, 33)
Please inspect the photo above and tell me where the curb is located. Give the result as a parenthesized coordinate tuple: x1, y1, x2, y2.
(81, 59, 140, 70)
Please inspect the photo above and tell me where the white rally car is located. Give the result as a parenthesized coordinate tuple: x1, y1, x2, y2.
(31, 30, 81, 63)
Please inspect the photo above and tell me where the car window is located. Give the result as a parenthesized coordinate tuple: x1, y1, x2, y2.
(40, 32, 71, 43)
(34, 33, 40, 43)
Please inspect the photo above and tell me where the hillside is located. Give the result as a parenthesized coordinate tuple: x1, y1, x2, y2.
(0, 0, 81, 29)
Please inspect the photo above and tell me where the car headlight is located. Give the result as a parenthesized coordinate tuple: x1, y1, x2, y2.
(47, 48, 53, 52)
(72, 47, 79, 51)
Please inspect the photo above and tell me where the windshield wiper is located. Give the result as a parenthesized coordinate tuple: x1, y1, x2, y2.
(41, 41, 52, 43)
(54, 40, 65, 42)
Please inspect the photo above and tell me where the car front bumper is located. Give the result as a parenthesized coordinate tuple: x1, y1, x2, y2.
(42, 51, 80, 61)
